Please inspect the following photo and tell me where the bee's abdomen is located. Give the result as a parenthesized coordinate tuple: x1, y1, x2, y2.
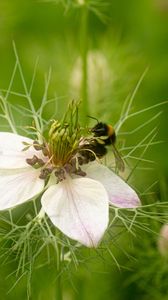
(79, 143, 107, 164)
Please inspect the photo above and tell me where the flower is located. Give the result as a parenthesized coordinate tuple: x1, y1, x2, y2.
(0, 100, 141, 247)
(0, 131, 140, 247)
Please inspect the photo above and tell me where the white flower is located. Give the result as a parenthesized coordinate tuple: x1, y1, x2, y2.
(0, 132, 140, 247)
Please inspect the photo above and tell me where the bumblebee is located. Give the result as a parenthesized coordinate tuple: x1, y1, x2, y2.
(79, 119, 125, 172)
(91, 122, 116, 144)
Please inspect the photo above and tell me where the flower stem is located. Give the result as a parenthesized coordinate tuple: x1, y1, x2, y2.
(55, 271, 62, 300)
(55, 239, 63, 300)
(80, 6, 89, 124)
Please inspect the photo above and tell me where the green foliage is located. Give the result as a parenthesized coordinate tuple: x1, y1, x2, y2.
(0, 0, 168, 299)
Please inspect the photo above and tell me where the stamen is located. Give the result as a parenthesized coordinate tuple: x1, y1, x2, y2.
(33, 141, 42, 151)
(42, 146, 49, 157)
(33, 140, 49, 157)
(55, 168, 66, 182)
(26, 155, 38, 166)
(26, 155, 45, 168)
(39, 167, 53, 180)
(64, 158, 86, 177)
(75, 168, 86, 177)
(37, 158, 45, 167)
(27, 101, 89, 182)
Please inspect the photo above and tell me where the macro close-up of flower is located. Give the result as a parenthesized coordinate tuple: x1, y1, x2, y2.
(0, 101, 140, 248)
(0, 1, 167, 299)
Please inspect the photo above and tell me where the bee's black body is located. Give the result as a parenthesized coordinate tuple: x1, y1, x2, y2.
(91, 122, 116, 145)
(80, 142, 107, 163)
(79, 121, 125, 171)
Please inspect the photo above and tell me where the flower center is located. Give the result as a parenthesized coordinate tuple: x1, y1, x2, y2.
(25, 100, 89, 182)
(48, 120, 80, 167)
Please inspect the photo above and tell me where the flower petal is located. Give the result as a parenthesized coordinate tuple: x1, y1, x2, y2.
(41, 177, 109, 247)
(0, 168, 44, 210)
(84, 162, 141, 208)
(0, 132, 44, 169)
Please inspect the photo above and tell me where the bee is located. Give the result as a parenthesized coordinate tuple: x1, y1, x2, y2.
(79, 117, 125, 172)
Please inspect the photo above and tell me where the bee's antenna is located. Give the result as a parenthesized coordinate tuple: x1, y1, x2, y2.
(87, 115, 99, 123)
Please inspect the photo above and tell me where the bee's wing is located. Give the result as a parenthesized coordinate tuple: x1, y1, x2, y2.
(111, 144, 125, 172)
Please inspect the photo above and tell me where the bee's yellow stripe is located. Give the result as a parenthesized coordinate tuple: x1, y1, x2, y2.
(107, 125, 115, 136)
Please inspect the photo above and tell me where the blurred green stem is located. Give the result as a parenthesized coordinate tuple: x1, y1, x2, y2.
(80, 6, 89, 124)
(55, 242, 63, 300)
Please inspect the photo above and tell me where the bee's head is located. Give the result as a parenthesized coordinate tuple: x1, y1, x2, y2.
(91, 122, 108, 137)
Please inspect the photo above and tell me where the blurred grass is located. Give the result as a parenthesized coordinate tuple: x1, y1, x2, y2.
(0, 0, 168, 299)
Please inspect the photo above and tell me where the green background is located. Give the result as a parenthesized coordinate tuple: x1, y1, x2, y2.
(0, 0, 168, 299)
